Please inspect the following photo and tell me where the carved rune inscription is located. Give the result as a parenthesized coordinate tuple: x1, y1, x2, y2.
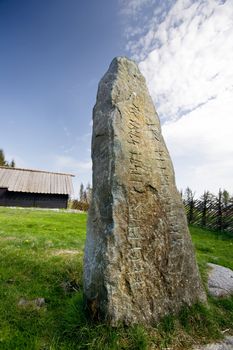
(127, 109, 144, 290)
(125, 101, 163, 291)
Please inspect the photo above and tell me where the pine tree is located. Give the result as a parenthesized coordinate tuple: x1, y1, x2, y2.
(184, 187, 195, 224)
(79, 183, 84, 201)
(0, 149, 6, 166)
(0, 149, 16, 167)
(200, 191, 211, 227)
(222, 189, 230, 208)
(10, 159, 15, 168)
(83, 189, 87, 203)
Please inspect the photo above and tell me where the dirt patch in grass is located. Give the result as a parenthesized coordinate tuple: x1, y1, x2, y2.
(50, 249, 81, 256)
(0, 236, 17, 241)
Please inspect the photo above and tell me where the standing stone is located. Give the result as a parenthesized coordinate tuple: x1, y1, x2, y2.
(84, 57, 206, 325)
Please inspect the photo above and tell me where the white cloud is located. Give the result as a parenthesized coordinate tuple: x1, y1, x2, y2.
(138, 0, 233, 120)
(119, 0, 156, 16)
(121, 0, 233, 195)
(121, 0, 174, 59)
(162, 89, 233, 195)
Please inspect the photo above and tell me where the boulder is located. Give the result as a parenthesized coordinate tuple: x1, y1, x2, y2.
(194, 336, 233, 350)
(208, 263, 233, 297)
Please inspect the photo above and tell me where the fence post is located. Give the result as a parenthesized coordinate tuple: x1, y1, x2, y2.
(217, 189, 223, 232)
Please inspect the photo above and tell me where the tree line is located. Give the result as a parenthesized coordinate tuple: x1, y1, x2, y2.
(70, 183, 92, 211)
(182, 188, 233, 233)
(0, 149, 15, 168)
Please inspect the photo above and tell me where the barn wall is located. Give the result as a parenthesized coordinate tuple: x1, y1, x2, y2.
(0, 190, 68, 209)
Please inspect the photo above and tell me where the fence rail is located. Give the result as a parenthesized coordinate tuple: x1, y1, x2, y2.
(184, 199, 233, 233)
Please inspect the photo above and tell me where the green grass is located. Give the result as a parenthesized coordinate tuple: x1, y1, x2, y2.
(0, 207, 232, 350)
(191, 226, 233, 272)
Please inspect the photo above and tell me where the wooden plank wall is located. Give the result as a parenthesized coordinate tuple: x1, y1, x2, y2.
(0, 190, 68, 209)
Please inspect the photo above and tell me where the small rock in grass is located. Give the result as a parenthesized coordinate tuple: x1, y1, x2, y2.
(18, 298, 28, 307)
(208, 263, 233, 297)
(34, 297, 45, 307)
(194, 336, 233, 350)
(18, 297, 45, 309)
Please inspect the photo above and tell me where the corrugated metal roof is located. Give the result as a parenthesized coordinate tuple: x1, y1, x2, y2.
(0, 166, 74, 195)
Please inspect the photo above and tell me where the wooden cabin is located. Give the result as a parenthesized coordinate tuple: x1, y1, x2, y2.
(0, 166, 74, 209)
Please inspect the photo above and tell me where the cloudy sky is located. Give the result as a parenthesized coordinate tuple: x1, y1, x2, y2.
(0, 0, 232, 197)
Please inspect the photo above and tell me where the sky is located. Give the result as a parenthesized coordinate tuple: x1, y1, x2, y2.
(0, 0, 232, 198)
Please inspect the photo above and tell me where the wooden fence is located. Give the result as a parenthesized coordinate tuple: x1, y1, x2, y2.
(184, 198, 233, 234)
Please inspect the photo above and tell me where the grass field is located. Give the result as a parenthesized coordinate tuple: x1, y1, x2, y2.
(0, 207, 232, 350)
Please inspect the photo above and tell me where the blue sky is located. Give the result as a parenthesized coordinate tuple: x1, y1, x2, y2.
(0, 0, 232, 197)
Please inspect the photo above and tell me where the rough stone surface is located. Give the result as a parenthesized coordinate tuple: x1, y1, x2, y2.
(194, 336, 233, 350)
(83, 57, 206, 325)
(208, 263, 233, 297)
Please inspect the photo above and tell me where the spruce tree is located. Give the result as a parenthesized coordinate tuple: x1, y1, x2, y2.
(79, 183, 84, 201)
(10, 159, 15, 168)
(0, 149, 6, 166)
(0, 149, 16, 167)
